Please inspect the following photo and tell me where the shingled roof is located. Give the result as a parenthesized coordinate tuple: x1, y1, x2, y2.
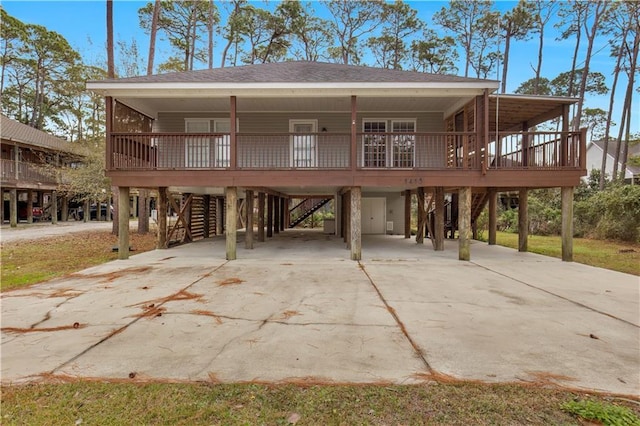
(1, 114, 76, 153)
(95, 61, 498, 85)
(591, 139, 640, 175)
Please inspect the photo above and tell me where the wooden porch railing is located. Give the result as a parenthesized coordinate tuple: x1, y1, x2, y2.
(108, 130, 584, 172)
(0, 159, 57, 183)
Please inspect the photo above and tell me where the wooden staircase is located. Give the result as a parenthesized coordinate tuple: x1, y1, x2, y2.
(289, 198, 331, 228)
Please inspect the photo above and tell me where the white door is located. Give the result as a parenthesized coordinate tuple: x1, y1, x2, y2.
(361, 197, 386, 234)
(290, 119, 317, 168)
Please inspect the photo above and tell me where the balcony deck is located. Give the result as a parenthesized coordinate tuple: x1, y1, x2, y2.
(0, 159, 58, 189)
(106, 130, 586, 190)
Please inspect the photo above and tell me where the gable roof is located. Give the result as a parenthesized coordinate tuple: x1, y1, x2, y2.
(589, 139, 640, 175)
(94, 61, 498, 85)
(1, 114, 76, 154)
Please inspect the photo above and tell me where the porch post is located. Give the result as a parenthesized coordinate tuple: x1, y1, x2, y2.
(216, 197, 224, 236)
(404, 190, 411, 239)
(458, 187, 471, 261)
(561, 104, 569, 166)
(350, 187, 361, 260)
(521, 121, 529, 167)
(434, 187, 445, 251)
(61, 195, 69, 222)
(518, 188, 528, 252)
(416, 187, 425, 244)
(51, 191, 57, 225)
(9, 189, 17, 227)
(230, 96, 237, 170)
(26, 189, 33, 224)
(118, 186, 130, 259)
(351, 95, 357, 171)
(273, 196, 280, 234)
(225, 187, 237, 260)
(344, 191, 351, 247)
(561, 186, 574, 262)
(280, 197, 286, 231)
(157, 187, 167, 249)
(488, 187, 497, 245)
(257, 192, 265, 242)
(267, 195, 274, 238)
(245, 189, 254, 249)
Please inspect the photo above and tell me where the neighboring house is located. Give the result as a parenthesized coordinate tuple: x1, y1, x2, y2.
(1, 114, 81, 226)
(585, 139, 640, 184)
(87, 61, 586, 261)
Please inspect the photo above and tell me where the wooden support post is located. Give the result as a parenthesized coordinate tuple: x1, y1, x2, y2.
(561, 186, 574, 262)
(9, 189, 17, 227)
(225, 187, 237, 260)
(351, 95, 357, 171)
(26, 189, 33, 224)
(350, 187, 361, 260)
(157, 187, 167, 249)
(183, 193, 192, 243)
(274, 196, 280, 234)
(434, 187, 445, 251)
(404, 190, 411, 238)
(215, 197, 224, 235)
(518, 188, 528, 252)
(280, 197, 285, 232)
(118, 186, 130, 259)
(51, 191, 57, 224)
(245, 189, 254, 249)
(416, 187, 425, 244)
(230, 96, 237, 170)
(267, 195, 274, 238)
(458, 187, 471, 261)
(203, 195, 211, 238)
(488, 188, 497, 245)
(344, 191, 351, 247)
(257, 192, 265, 242)
(61, 195, 69, 222)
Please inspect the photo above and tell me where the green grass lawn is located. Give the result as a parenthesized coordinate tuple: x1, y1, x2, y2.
(2, 382, 639, 425)
(487, 231, 640, 276)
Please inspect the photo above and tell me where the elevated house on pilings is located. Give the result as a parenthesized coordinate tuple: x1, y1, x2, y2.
(86, 61, 586, 261)
(1, 114, 84, 226)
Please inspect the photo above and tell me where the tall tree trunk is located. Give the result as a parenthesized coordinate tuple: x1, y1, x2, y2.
(575, 2, 607, 131)
(208, 0, 214, 69)
(534, 21, 544, 95)
(501, 30, 512, 93)
(137, 188, 149, 234)
(599, 29, 626, 189)
(107, 0, 115, 78)
(617, 28, 639, 181)
(147, 0, 160, 75)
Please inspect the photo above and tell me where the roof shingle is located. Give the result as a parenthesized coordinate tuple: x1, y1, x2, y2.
(1, 114, 77, 153)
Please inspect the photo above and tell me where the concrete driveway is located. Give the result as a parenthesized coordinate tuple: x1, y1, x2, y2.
(1, 231, 638, 396)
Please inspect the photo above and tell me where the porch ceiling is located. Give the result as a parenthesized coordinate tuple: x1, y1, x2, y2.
(489, 94, 578, 132)
(116, 95, 473, 118)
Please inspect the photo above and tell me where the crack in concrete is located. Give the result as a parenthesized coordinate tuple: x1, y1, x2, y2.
(357, 262, 433, 374)
(28, 293, 83, 329)
(470, 261, 640, 329)
(50, 261, 230, 375)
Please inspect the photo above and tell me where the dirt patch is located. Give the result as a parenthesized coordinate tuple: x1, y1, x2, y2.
(278, 310, 302, 320)
(218, 277, 244, 286)
(69, 266, 152, 283)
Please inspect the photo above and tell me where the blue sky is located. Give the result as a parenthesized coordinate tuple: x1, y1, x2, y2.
(2, 0, 636, 135)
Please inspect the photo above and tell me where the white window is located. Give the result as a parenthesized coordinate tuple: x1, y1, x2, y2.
(184, 118, 234, 168)
(289, 119, 317, 168)
(362, 119, 416, 168)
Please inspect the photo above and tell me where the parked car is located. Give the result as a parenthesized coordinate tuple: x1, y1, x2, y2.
(90, 203, 113, 220)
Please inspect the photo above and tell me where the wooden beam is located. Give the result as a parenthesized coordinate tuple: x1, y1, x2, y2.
(245, 189, 254, 249)
(26, 190, 33, 224)
(488, 187, 497, 245)
(9, 189, 17, 228)
(351, 95, 357, 171)
(183, 193, 192, 243)
(350, 187, 361, 260)
(230, 96, 237, 170)
(434, 187, 445, 251)
(344, 191, 351, 247)
(404, 190, 411, 239)
(105, 96, 113, 170)
(203, 195, 211, 238)
(518, 188, 528, 252)
(561, 186, 574, 262)
(267, 195, 273, 238)
(51, 191, 57, 225)
(157, 187, 167, 248)
(416, 187, 425, 244)
(273, 196, 280, 234)
(458, 187, 471, 261)
(244, 186, 289, 199)
(483, 88, 489, 174)
(279, 197, 286, 231)
(118, 186, 130, 259)
(257, 192, 265, 242)
(225, 186, 237, 260)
